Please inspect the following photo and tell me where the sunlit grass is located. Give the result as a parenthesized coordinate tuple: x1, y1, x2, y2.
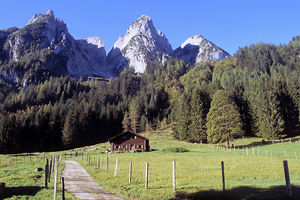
(72, 127, 300, 199)
(0, 127, 300, 199)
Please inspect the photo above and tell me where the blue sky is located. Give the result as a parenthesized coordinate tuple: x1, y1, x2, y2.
(1, 0, 299, 55)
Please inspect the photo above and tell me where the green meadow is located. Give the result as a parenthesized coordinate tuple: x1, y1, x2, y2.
(1, 127, 300, 199)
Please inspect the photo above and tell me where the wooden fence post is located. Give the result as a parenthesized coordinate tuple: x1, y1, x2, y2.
(172, 161, 176, 191)
(246, 147, 248, 155)
(98, 158, 100, 168)
(106, 157, 108, 173)
(284, 150, 287, 158)
(283, 160, 292, 198)
(114, 158, 118, 177)
(53, 158, 58, 200)
(145, 162, 149, 189)
(45, 159, 49, 188)
(129, 162, 132, 183)
(61, 177, 65, 200)
(271, 150, 273, 158)
(100, 157, 103, 170)
(52, 157, 55, 172)
(49, 159, 52, 182)
(252, 148, 255, 156)
(221, 161, 225, 191)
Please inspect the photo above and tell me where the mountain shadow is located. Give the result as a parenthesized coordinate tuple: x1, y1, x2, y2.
(173, 44, 200, 66)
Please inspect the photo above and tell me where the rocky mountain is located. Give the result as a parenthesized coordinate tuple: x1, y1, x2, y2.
(0, 10, 110, 86)
(174, 34, 230, 66)
(108, 15, 173, 74)
(0, 11, 231, 86)
(108, 16, 230, 74)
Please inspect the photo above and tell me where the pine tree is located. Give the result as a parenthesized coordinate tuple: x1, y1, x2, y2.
(206, 90, 244, 147)
(62, 107, 80, 147)
(246, 76, 285, 140)
(188, 87, 209, 143)
(122, 111, 130, 132)
(255, 90, 284, 139)
(174, 92, 191, 141)
(129, 98, 141, 133)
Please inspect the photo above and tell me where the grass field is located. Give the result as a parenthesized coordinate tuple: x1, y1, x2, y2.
(73, 128, 300, 200)
(1, 127, 300, 199)
(0, 154, 78, 200)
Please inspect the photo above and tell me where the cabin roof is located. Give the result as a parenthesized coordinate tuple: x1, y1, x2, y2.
(108, 130, 149, 143)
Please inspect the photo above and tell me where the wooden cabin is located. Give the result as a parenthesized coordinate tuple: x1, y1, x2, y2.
(108, 131, 150, 152)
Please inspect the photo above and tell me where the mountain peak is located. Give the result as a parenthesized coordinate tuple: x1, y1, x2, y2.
(129, 15, 155, 34)
(27, 10, 57, 25)
(86, 36, 105, 48)
(109, 15, 172, 74)
(137, 15, 151, 22)
(175, 34, 230, 65)
(180, 34, 205, 48)
(46, 9, 54, 16)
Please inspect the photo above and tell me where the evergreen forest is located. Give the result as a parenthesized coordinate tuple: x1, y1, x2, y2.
(0, 37, 300, 153)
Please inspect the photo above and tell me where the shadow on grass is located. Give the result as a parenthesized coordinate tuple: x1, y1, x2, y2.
(2, 186, 42, 198)
(10, 153, 37, 157)
(171, 185, 300, 200)
(236, 137, 300, 149)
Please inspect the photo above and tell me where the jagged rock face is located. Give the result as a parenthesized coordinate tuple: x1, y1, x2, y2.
(4, 10, 69, 62)
(174, 34, 230, 65)
(108, 15, 172, 74)
(1, 10, 110, 84)
(0, 11, 231, 84)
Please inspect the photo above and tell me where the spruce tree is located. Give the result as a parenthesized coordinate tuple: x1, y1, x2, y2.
(206, 90, 244, 146)
(129, 98, 141, 133)
(175, 92, 191, 141)
(246, 76, 285, 140)
(188, 87, 209, 142)
(255, 90, 284, 139)
(62, 107, 80, 147)
(122, 111, 130, 132)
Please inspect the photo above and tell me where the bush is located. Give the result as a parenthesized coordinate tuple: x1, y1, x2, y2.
(162, 147, 189, 153)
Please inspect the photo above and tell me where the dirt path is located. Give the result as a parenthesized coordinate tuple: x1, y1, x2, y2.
(61, 161, 124, 200)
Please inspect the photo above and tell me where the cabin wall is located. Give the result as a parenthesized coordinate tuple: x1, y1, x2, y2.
(112, 137, 147, 151)
(110, 132, 150, 152)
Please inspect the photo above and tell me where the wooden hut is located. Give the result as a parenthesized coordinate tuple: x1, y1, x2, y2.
(108, 131, 150, 152)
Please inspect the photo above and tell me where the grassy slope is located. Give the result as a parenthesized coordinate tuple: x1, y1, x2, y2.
(0, 128, 300, 199)
(73, 128, 300, 200)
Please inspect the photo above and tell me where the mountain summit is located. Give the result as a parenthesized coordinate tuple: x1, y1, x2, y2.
(174, 34, 230, 65)
(0, 11, 231, 85)
(108, 15, 173, 74)
(0, 10, 109, 85)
